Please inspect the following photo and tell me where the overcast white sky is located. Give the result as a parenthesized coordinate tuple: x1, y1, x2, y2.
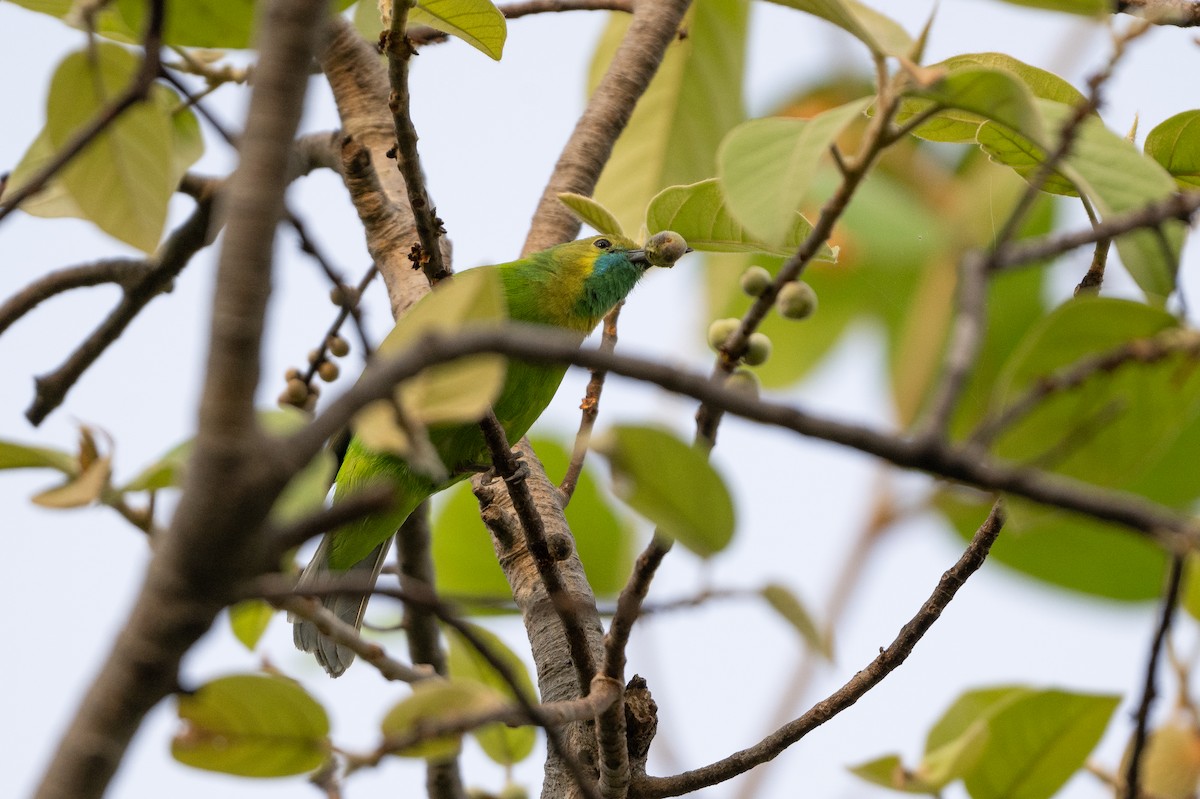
(2, 2, 1198, 798)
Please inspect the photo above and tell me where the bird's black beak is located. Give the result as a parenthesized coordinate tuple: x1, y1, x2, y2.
(628, 249, 650, 267)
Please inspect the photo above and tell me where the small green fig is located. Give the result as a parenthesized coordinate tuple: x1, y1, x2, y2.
(740, 266, 772, 297)
(707, 318, 741, 350)
(744, 332, 772, 366)
(285, 378, 309, 403)
(777, 281, 818, 320)
(643, 230, 690, 267)
(726, 368, 761, 398)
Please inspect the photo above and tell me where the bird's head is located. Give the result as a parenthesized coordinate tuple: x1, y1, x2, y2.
(561, 232, 689, 328)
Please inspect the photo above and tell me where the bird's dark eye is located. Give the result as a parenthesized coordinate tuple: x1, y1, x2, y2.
(593, 238, 611, 250)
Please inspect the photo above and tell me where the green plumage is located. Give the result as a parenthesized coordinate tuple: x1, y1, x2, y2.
(294, 234, 659, 676)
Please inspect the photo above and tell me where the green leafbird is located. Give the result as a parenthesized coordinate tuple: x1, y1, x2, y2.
(293, 232, 689, 676)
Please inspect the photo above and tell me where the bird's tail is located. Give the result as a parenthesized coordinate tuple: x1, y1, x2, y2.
(291, 534, 393, 677)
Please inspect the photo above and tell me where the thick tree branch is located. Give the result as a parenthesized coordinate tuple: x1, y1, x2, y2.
(319, 16, 435, 316)
(522, 0, 692, 254)
(632, 503, 1008, 798)
(31, 2, 329, 797)
(1118, 0, 1200, 25)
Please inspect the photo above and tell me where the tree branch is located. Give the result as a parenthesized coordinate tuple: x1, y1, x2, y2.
(281, 326, 1200, 552)
(522, 0, 692, 254)
(0, 258, 148, 336)
(1122, 554, 1186, 799)
(31, 2, 330, 796)
(632, 503, 1008, 798)
(25, 191, 216, 424)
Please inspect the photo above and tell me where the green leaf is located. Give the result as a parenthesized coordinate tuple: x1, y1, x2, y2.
(5, 0, 73, 17)
(590, 0, 748, 236)
(647, 179, 837, 260)
(121, 439, 192, 492)
(592, 425, 735, 558)
(410, 0, 506, 60)
(445, 623, 536, 765)
(899, 67, 1042, 145)
(557, 193, 626, 238)
(1145, 110, 1200, 189)
(114, 0, 357, 48)
(990, 299, 1197, 488)
(0, 440, 76, 473)
(31, 456, 111, 508)
(849, 754, 940, 794)
(938, 490, 1168, 601)
(988, 0, 1108, 14)
(229, 601, 275, 651)
(355, 268, 508, 459)
(762, 0, 913, 57)
(978, 100, 1185, 298)
(432, 436, 635, 605)
(936, 53, 1086, 107)
(718, 98, 870, 246)
(760, 583, 831, 659)
(381, 679, 507, 760)
(1, 128, 85, 218)
(172, 674, 331, 777)
(43, 44, 175, 252)
(962, 688, 1119, 799)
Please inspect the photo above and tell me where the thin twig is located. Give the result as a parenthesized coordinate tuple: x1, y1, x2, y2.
(1123, 554, 1186, 799)
(632, 503, 1008, 798)
(991, 190, 1200, 272)
(279, 595, 433, 682)
(386, 1, 448, 283)
(26, 190, 217, 425)
(279, 325, 1200, 552)
(561, 303, 623, 504)
(968, 327, 1200, 448)
(0, 259, 148, 336)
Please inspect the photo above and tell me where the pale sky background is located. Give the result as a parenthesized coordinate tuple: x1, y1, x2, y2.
(1, 2, 1198, 798)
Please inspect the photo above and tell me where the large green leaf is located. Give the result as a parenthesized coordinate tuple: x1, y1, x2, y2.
(445, 623, 536, 765)
(962, 689, 1119, 799)
(172, 674, 330, 777)
(592, 425, 735, 558)
(4, 85, 202, 225)
(763, 0, 913, 57)
(1145, 110, 1200, 189)
(114, 0, 356, 48)
(898, 66, 1043, 145)
(978, 100, 1185, 299)
(852, 686, 1119, 798)
(43, 45, 175, 252)
(355, 268, 507, 462)
(381, 679, 507, 760)
(410, 0, 506, 60)
(431, 436, 636, 605)
(590, 0, 747, 236)
(990, 299, 1196, 487)
(718, 98, 870, 247)
(647, 179, 836, 260)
